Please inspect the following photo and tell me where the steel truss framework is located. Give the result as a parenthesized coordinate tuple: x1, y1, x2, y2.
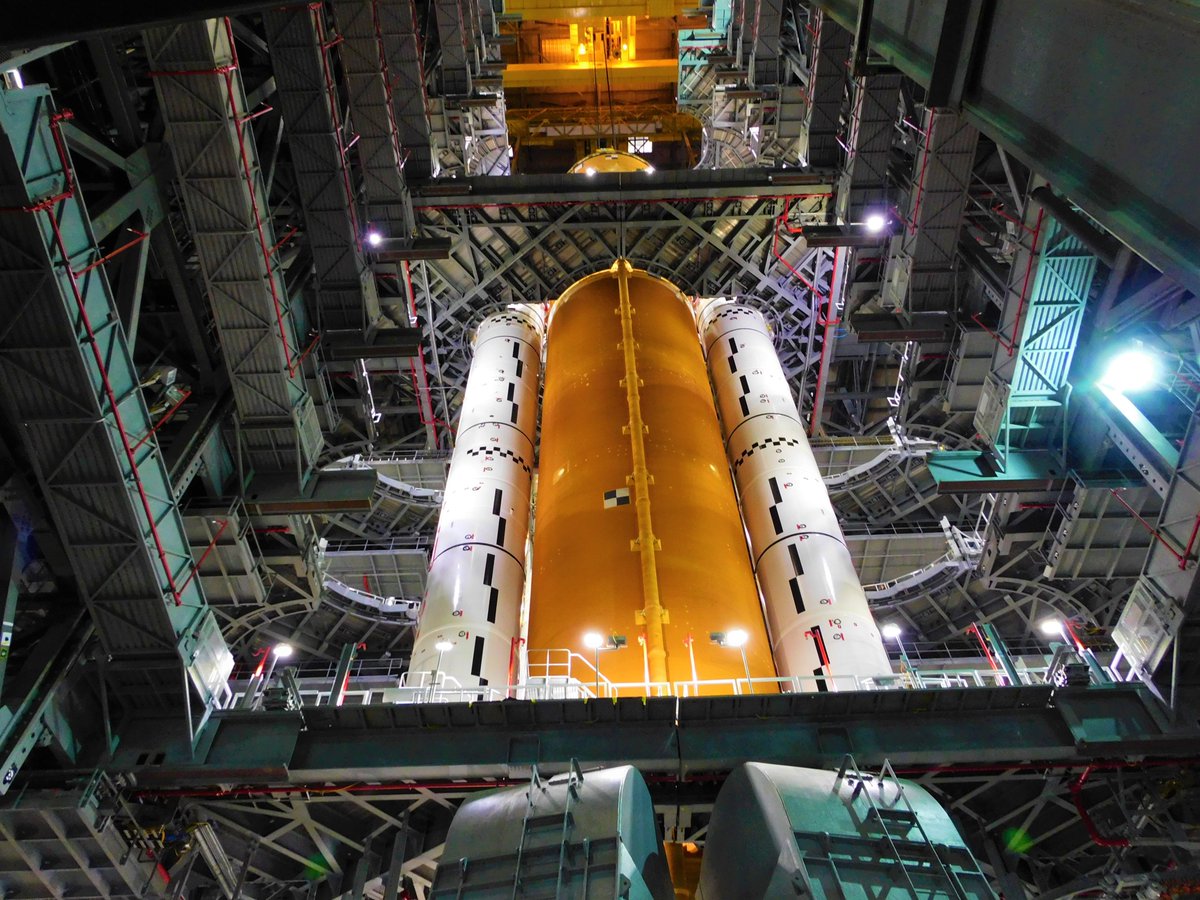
(411, 186, 831, 410)
(152, 756, 1198, 900)
(73, 679, 1196, 898)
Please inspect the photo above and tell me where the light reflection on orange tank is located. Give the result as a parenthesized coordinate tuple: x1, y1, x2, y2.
(528, 265, 775, 692)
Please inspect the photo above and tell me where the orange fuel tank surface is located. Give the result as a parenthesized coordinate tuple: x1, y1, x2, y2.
(529, 264, 775, 691)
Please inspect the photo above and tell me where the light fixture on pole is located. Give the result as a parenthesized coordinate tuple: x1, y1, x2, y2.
(583, 632, 626, 699)
(881, 623, 918, 686)
(262, 642, 294, 690)
(432, 639, 453, 697)
(710, 629, 754, 694)
(1039, 618, 1064, 638)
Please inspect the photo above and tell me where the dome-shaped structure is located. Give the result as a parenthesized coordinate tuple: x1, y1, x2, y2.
(569, 148, 654, 175)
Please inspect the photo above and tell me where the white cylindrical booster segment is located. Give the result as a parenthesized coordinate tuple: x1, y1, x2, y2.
(701, 304, 892, 689)
(411, 310, 541, 693)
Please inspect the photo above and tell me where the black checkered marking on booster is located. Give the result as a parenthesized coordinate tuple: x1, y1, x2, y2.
(465, 445, 531, 474)
(733, 436, 803, 471)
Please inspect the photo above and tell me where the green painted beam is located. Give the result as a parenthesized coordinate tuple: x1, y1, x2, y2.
(0, 87, 232, 706)
(927, 449, 1069, 493)
(100, 685, 1195, 790)
(1096, 384, 1181, 473)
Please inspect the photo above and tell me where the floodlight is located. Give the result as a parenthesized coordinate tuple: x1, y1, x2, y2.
(725, 629, 749, 648)
(1101, 349, 1158, 392)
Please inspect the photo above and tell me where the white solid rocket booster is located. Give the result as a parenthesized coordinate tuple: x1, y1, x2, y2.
(701, 304, 892, 689)
(409, 309, 542, 692)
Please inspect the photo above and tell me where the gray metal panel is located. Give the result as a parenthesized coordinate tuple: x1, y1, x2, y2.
(144, 18, 323, 477)
(335, 0, 414, 222)
(432, 767, 673, 899)
(802, 11, 852, 169)
(814, 0, 1200, 298)
(380, 0, 438, 180)
(837, 72, 901, 222)
(435, 0, 472, 97)
(263, 6, 383, 332)
(0, 792, 162, 898)
(894, 108, 979, 314)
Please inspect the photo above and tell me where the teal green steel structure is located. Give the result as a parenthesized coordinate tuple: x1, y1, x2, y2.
(0, 88, 230, 717)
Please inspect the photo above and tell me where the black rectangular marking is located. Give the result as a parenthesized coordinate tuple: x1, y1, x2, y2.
(738, 396, 749, 416)
(768, 477, 782, 503)
(506, 383, 515, 401)
(769, 506, 783, 534)
(813, 667, 828, 692)
(496, 517, 507, 545)
(515, 359, 524, 377)
(483, 553, 496, 585)
(471, 636, 484, 676)
(512, 343, 520, 358)
(790, 579, 805, 614)
(510, 403, 519, 423)
(728, 336, 737, 354)
(728, 354, 738, 373)
(739, 375, 750, 394)
(487, 587, 499, 623)
(492, 488, 503, 516)
(787, 543, 804, 576)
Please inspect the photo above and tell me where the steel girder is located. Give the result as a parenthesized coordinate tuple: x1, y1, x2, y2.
(144, 19, 324, 481)
(0, 87, 230, 699)
(412, 177, 831, 413)
(888, 108, 980, 315)
(927, 193, 1095, 487)
(334, 0, 415, 227)
(102, 683, 1192, 788)
(376, 0, 439, 182)
(801, 10, 851, 170)
(0, 788, 166, 897)
(433, 0, 475, 97)
(811, 0, 1200, 299)
(263, 5, 383, 334)
(836, 70, 901, 223)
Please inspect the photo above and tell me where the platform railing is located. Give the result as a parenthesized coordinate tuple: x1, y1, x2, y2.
(223, 645, 1109, 710)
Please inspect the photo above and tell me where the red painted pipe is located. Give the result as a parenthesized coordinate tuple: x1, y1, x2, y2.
(1069, 765, 1131, 848)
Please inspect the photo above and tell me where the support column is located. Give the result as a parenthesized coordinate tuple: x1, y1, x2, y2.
(409, 309, 541, 694)
(702, 304, 892, 689)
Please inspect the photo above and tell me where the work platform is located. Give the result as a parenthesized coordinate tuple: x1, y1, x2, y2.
(113, 684, 1190, 790)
